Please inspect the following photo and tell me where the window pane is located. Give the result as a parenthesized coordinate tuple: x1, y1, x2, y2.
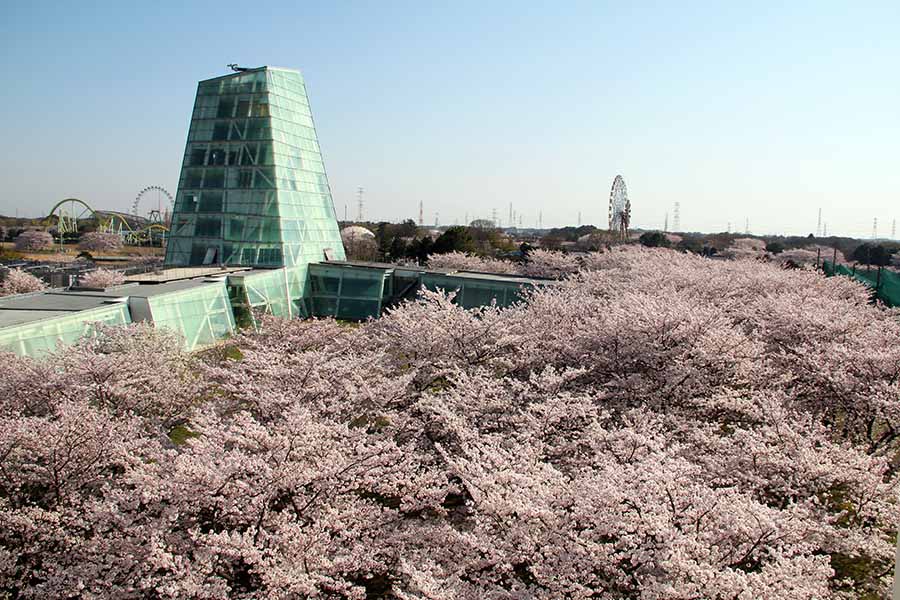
(198, 192, 223, 212)
(203, 169, 225, 188)
(217, 98, 234, 118)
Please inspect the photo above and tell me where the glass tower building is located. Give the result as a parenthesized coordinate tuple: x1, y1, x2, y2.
(165, 66, 346, 268)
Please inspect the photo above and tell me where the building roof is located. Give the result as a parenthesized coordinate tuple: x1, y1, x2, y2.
(0, 290, 128, 329)
(126, 266, 249, 283)
(197, 65, 301, 84)
(0, 277, 224, 331)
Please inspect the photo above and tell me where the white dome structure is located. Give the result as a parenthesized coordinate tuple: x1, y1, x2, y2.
(340, 226, 376, 243)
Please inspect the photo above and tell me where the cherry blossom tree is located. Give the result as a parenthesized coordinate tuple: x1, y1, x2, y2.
(427, 251, 520, 275)
(723, 237, 767, 260)
(79, 268, 126, 288)
(78, 231, 122, 253)
(14, 230, 53, 251)
(0, 268, 47, 297)
(521, 247, 580, 278)
(2, 246, 900, 598)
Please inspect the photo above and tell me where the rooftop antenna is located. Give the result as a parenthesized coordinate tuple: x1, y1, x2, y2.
(418, 200, 424, 226)
(673, 202, 681, 232)
(227, 63, 249, 72)
(356, 186, 364, 222)
(816, 208, 822, 237)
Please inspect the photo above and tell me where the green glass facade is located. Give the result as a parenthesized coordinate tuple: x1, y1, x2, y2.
(165, 67, 346, 268)
(140, 282, 236, 351)
(0, 303, 131, 357)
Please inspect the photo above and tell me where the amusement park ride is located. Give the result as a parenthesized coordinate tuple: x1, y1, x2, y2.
(45, 186, 173, 246)
(608, 175, 631, 240)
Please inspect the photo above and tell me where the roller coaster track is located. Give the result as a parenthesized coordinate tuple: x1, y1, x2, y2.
(45, 198, 169, 244)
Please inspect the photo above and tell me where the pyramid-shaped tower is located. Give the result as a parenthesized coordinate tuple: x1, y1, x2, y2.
(165, 66, 346, 268)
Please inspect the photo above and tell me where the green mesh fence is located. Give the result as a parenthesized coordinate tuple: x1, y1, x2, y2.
(823, 261, 900, 307)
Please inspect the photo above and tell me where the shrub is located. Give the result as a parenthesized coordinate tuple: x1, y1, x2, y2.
(14, 230, 53, 251)
(0, 268, 47, 296)
(79, 269, 126, 288)
(78, 231, 122, 253)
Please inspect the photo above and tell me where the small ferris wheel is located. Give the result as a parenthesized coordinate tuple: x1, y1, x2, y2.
(133, 186, 174, 218)
(608, 175, 631, 240)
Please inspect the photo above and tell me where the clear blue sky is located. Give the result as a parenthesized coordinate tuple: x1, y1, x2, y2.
(2, 1, 898, 237)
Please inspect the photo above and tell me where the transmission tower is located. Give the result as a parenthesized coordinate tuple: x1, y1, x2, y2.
(727, 222, 732, 234)
(491, 208, 497, 228)
(464, 212, 468, 226)
(816, 208, 822, 237)
(893, 218, 897, 239)
(435, 212, 439, 227)
(539, 211, 543, 229)
(823, 222, 827, 237)
(356, 186, 364, 222)
(577, 211, 582, 226)
(509, 203, 513, 228)
(872, 217, 878, 240)
(673, 202, 681, 232)
(745, 217, 750, 235)
(418, 200, 423, 226)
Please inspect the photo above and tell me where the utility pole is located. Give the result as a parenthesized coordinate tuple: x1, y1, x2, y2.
(356, 186, 364, 222)
(418, 200, 423, 226)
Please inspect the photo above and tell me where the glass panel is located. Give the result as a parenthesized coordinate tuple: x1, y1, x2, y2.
(198, 192, 223, 212)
